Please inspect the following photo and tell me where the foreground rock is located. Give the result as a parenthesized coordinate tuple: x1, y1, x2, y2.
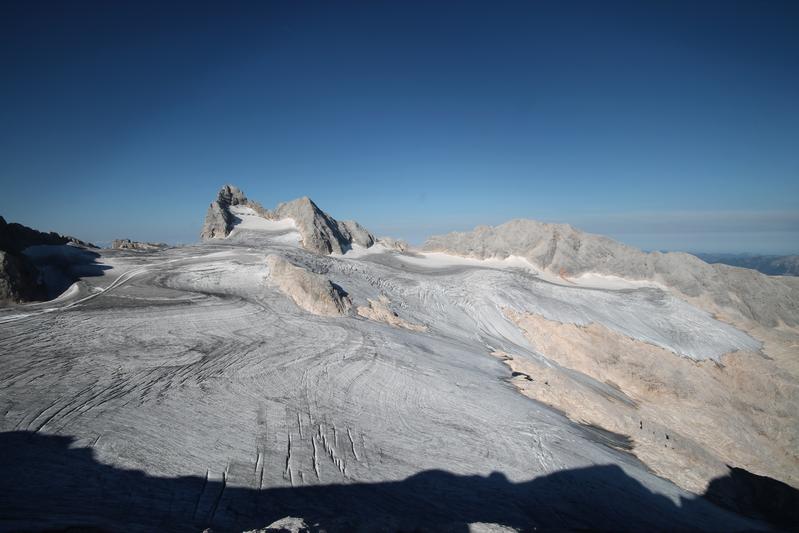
(274, 197, 375, 254)
(266, 254, 352, 316)
(201, 185, 375, 255)
(424, 219, 799, 327)
(0, 250, 45, 302)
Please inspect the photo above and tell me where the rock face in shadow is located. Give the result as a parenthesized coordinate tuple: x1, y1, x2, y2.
(0, 216, 98, 302)
(0, 431, 777, 532)
(200, 185, 375, 255)
(704, 466, 799, 530)
(0, 215, 95, 254)
(424, 219, 799, 327)
(0, 250, 45, 302)
(266, 254, 352, 316)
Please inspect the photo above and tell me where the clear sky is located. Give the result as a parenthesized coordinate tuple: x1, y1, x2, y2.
(1, 1, 797, 253)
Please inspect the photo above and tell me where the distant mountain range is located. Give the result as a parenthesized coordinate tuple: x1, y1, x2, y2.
(424, 219, 799, 328)
(691, 253, 799, 277)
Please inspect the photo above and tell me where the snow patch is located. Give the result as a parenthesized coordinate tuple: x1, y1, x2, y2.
(397, 251, 540, 272)
(342, 242, 392, 258)
(229, 205, 298, 232)
(227, 205, 302, 245)
(567, 273, 664, 290)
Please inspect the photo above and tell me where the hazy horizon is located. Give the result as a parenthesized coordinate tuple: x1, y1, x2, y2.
(1, 1, 797, 254)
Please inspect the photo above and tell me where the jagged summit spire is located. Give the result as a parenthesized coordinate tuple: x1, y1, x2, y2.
(216, 184, 248, 207)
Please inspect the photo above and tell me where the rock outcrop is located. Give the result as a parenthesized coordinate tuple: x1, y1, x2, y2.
(200, 185, 251, 239)
(0, 216, 95, 303)
(0, 250, 45, 303)
(273, 197, 375, 254)
(357, 295, 426, 331)
(501, 309, 799, 494)
(201, 185, 376, 255)
(0, 216, 95, 254)
(424, 219, 799, 327)
(111, 239, 167, 251)
(266, 255, 352, 316)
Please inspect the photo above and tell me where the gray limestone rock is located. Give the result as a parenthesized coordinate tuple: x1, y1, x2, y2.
(0, 250, 45, 303)
(273, 197, 375, 255)
(339, 220, 376, 249)
(200, 185, 250, 240)
(266, 254, 352, 316)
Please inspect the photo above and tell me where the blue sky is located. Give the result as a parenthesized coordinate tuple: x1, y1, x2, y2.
(1, 1, 797, 252)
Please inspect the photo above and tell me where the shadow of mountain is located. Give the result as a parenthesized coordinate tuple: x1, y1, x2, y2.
(0, 431, 781, 533)
(704, 465, 799, 531)
(22, 245, 111, 298)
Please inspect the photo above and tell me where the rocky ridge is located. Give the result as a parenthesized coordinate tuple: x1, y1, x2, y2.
(201, 185, 375, 255)
(424, 219, 799, 327)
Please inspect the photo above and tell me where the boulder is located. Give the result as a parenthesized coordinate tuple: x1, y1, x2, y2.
(266, 255, 351, 316)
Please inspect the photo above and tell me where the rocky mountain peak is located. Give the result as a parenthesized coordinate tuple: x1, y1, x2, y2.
(216, 184, 248, 207)
(200, 185, 375, 255)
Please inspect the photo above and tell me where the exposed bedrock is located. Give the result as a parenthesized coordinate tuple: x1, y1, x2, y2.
(0, 250, 45, 302)
(266, 254, 352, 316)
(500, 309, 799, 493)
(273, 196, 375, 255)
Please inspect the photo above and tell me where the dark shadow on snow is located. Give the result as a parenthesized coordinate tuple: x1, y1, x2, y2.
(22, 245, 111, 299)
(0, 431, 791, 532)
